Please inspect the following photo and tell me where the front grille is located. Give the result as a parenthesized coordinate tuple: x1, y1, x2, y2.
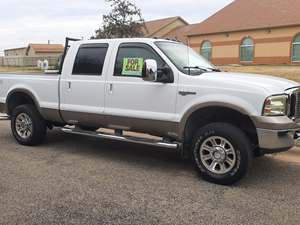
(290, 89, 300, 120)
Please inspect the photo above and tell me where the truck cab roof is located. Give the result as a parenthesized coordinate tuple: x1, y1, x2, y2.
(71, 38, 180, 46)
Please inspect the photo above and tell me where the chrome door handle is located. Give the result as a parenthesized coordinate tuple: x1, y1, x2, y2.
(67, 81, 72, 91)
(178, 91, 196, 96)
(109, 83, 113, 94)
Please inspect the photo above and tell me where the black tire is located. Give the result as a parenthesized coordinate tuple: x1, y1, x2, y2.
(191, 122, 253, 185)
(11, 104, 47, 146)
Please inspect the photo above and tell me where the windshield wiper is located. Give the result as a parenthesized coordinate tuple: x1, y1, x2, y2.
(183, 66, 221, 75)
(207, 68, 221, 72)
(183, 66, 208, 71)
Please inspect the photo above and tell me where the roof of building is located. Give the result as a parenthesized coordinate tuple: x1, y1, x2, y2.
(28, 44, 64, 53)
(163, 24, 199, 43)
(188, 0, 300, 36)
(144, 16, 188, 37)
(4, 47, 27, 52)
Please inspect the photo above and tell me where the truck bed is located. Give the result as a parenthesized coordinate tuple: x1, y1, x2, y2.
(0, 73, 60, 111)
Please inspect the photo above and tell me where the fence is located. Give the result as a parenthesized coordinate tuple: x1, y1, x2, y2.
(2, 56, 61, 67)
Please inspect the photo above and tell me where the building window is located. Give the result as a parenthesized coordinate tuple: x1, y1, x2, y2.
(240, 37, 254, 62)
(201, 41, 212, 61)
(292, 34, 300, 63)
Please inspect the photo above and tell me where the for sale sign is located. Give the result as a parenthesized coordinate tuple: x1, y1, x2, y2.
(122, 58, 144, 76)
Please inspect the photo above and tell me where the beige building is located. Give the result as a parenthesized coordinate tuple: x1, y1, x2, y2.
(145, 0, 300, 65)
(187, 0, 300, 65)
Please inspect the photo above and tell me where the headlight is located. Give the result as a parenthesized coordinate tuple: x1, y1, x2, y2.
(263, 95, 289, 116)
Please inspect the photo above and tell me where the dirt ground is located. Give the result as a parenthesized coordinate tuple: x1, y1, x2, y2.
(0, 66, 42, 73)
(219, 65, 300, 83)
(1, 119, 300, 225)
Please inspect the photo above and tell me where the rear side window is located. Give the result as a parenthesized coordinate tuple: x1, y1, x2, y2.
(114, 43, 165, 77)
(72, 44, 108, 75)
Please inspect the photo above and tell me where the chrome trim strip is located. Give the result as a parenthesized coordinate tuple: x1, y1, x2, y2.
(286, 87, 300, 120)
(0, 114, 9, 120)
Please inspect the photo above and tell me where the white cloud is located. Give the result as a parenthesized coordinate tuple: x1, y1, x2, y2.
(0, 0, 233, 54)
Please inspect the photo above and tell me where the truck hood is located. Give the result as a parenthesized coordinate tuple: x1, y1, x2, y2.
(202, 72, 299, 93)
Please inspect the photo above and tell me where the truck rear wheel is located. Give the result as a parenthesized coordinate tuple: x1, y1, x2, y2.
(11, 104, 47, 146)
(191, 122, 253, 185)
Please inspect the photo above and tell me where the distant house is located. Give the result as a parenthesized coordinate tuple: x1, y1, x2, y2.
(187, 0, 300, 65)
(25, 44, 64, 57)
(5, 44, 64, 57)
(4, 47, 27, 57)
(3, 44, 64, 67)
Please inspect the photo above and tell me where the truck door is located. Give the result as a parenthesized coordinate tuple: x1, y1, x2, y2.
(104, 42, 178, 135)
(60, 43, 109, 126)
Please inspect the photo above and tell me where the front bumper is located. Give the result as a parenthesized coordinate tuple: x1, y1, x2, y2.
(256, 128, 297, 154)
(252, 116, 300, 154)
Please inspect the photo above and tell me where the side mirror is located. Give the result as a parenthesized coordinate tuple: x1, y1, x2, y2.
(142, 59, 158, 82)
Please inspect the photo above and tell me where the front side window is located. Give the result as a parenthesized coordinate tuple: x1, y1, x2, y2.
(201, 41, 212, 61)
(240, 37, 254, 62)
(72, 44, 108, 75)
(114, 43, 165, 77)
(292, 34, 300, 62)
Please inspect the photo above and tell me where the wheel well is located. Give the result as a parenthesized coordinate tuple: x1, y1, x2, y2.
(184, 106, 258, 147)
(6, 92, 37, 115)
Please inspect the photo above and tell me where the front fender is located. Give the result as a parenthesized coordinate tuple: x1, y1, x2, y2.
(178, 94, 261, 139)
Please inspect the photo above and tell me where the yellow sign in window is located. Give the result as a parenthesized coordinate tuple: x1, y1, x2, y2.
(122, 58, 144, 76)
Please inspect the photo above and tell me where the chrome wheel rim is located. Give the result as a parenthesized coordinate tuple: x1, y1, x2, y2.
(15, 113, 33, 139)
(199, 136, 236, 175)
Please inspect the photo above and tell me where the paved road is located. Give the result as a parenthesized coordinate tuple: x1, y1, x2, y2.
(1, 120, 300, 225)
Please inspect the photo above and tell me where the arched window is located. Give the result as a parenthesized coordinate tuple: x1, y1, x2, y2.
(240, 37, 254, 62)
(292, 34, 300, 62)
(201, 41, 212, 61)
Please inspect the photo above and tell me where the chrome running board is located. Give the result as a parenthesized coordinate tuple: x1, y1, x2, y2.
(61, 127, 179, 150)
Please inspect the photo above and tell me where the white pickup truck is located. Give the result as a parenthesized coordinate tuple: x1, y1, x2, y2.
(1, 38, 300, 185)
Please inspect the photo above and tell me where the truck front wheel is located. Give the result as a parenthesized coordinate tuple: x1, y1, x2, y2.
(11, 104, 47, 146)
(191, 122, 253, 185)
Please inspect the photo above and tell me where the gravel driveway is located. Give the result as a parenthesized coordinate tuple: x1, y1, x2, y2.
(0, 120, 300, 225)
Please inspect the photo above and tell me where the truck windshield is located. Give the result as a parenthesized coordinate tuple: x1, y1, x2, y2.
(155, 41, 219, 75)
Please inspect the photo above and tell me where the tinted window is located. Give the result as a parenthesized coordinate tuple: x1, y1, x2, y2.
(72, 44, 108, 75)
(114, 43, 164, 77)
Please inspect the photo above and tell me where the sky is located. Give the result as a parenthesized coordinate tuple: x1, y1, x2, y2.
(0, 0, 233, 55)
